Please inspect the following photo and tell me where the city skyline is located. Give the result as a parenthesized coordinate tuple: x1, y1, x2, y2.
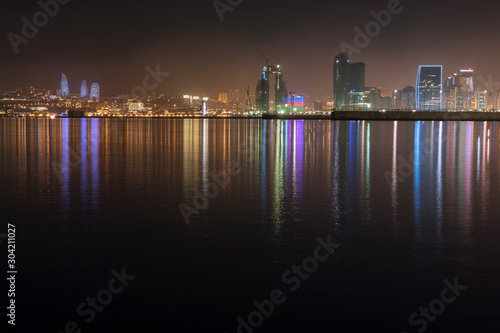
(2, 0, 500, 97)
(3, 1, 500, 331)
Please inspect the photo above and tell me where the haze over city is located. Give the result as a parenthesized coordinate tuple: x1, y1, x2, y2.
(3, 1, 500, 332)
(2, 0, 500, 98)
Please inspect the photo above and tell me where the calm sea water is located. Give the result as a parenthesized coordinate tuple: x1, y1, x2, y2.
(1, 118, 499, 332)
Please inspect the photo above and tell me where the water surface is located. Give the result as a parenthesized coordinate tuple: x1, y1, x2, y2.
(1, 118, 499, 332)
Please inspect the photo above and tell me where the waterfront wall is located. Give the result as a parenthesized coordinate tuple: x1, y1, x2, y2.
(333, 111, 500, 121)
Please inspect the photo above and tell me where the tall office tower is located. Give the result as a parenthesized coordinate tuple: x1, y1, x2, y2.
(348, 62, 365, 106)
(60, 73, 69, 97)
(442, 76, 456, 110)
(235, 89, 240, 101)
(229, 89, 234, 101)
(453, 69, 474, 110)
(80, 80, 88, 98)
(89, 82, 100, 101)
(333, 52, 365, 109)
(274, 66, 287, 113)
(333, 52, 350, 109)
(416, 65, 442, 111)
(256, 66, 270, 112)
(349, 62, 365, 92)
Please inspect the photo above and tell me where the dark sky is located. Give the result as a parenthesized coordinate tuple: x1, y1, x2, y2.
(1, 0, 500, 98)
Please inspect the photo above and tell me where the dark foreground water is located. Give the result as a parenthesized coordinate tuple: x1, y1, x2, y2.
(1, 118, 499, 332)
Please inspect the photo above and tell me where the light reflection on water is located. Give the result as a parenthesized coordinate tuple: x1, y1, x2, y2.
(1, 118, 500, 331)
(1, 118, 499, 237)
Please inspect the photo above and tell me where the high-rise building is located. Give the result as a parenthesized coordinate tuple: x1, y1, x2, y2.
(416, 65, 442, 111)
(475, 90, 487, 110)
(255, 62, 287, 113)
(80, 80, 88, 98)
(444, 69, 474, 110)
(274, 65, 287, 113)
(60, 73, 69, 97)
(349, 62, 365, 93)
(485, 88, 500, 110)
(256, 66, 270, 112)
(89, 82, 100, 101)
(393, 86, 416, 110)
(333, 52, 365, 109)
(333, 52, 350, 109)
(218, 92, 228, 102)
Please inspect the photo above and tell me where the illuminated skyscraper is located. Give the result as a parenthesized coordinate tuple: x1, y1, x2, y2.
(274, 65, 287, 113)
(453, 69, 474, 110)
(416, 66, 442, 111)
(80, 80, 88, 98)
(60, 73, 69, 97)
(334, 52, 350, 108)
(89, 82, 100, 101)
(256, 66, 270, 112)
(333, 52, 365, 109)
(255, 63, 286, 113)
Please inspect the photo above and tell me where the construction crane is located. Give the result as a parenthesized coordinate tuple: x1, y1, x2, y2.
(277, 50, 283, 66)
(255, 48, 286, 114)
(257, 46, 270, 65)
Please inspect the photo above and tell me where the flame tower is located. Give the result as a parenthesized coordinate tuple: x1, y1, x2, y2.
(80, 80, 88, 98)
(60, 73, 69, 97)
(89, 82, 100, 101)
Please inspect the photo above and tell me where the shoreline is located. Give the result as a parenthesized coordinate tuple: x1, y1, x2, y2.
(3, 111, 500, 121)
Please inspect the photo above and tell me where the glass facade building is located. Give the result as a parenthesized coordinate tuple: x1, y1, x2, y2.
(333, 52, 350, 109)
(255, 66, 270, 112)
(89, 82, 100, 101)
(334, 52, 365, 110)
(416, 65, 442, 111)
(60, 73, 69, 97)
(80, 80, 88, 98)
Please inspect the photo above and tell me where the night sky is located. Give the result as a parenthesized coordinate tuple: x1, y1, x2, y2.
(2, 0, 500, 98)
